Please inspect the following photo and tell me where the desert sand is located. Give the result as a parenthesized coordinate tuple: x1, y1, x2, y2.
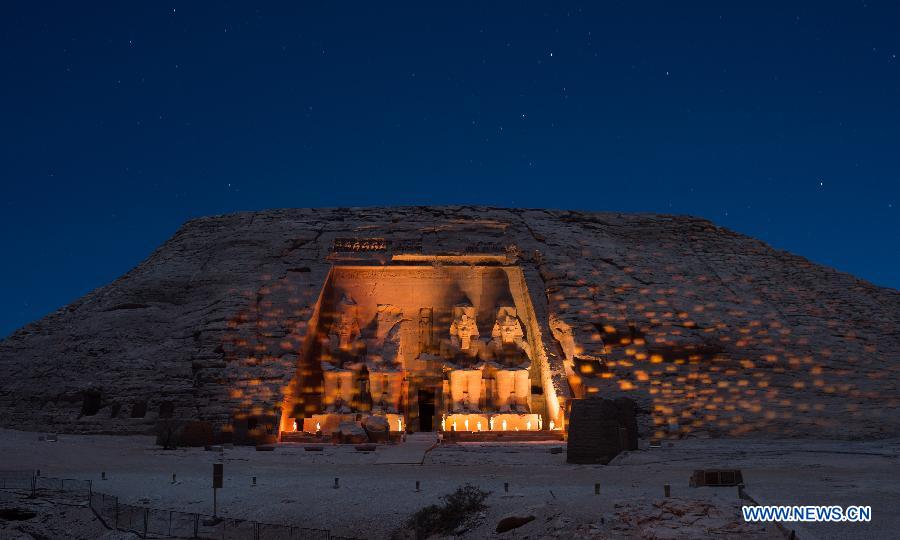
(1, 429, 897, 539)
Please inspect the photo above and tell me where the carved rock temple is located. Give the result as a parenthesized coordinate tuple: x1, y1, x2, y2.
(0, 207, 898, 444)
(280, 251, 563, 440)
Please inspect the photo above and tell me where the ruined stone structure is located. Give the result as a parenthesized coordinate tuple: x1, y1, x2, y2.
(0, 207, 897, 443)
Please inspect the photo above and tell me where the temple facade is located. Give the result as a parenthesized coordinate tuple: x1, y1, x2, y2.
(280, 261, 563, 438)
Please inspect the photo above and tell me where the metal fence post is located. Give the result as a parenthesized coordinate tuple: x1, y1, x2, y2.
(193, 513, 199, 538)
(143, 508, 148, 539)
(115, 497, 119, 530)
(168, 510, 173, 536)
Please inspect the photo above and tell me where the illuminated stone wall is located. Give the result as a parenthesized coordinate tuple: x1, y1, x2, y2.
(278, 264, 560, 434)
(0, 207, 897, 440)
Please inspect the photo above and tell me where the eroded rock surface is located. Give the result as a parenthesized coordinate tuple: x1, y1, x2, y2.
(0, 207, 897, 439)
(613, 498, 771, 539)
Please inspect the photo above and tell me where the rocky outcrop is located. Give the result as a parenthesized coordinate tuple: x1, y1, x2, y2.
(0, 207, 897, 440)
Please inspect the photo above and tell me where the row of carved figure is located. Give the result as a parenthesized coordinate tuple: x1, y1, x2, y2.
(319, 295, 532, 414)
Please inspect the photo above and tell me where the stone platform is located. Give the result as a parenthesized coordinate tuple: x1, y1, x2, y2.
(279, 432, 328, 444)
(280, 431, 403, 444)
(299, 413, 404, 435)
(442, 412, 542, 432)
(441, 430, 565, 442)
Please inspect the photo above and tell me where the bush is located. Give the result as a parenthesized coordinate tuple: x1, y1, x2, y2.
(399, 484, 490, 539)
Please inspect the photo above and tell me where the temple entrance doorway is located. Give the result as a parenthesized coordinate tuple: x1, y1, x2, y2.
(418, 389, 435, 432)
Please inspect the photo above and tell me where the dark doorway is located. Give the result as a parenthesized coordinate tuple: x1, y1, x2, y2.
(80, 390, 102, 417)
(418, 389, 435, 431)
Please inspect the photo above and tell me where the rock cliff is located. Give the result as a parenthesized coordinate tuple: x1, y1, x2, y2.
(1, 207, 897, 440)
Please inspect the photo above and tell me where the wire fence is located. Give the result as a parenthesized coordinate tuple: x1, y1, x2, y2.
(1, 470, 356, 540)
(0, 469, 92, 496)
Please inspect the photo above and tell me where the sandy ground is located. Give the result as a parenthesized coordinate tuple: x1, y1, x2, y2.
(0, 429, 897, 539)
(0, 489, 138, 540)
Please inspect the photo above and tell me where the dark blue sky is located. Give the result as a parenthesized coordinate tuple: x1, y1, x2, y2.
(1, 2, 898, 337)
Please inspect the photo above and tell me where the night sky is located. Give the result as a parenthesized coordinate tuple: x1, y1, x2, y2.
(1, 2, 898, 337)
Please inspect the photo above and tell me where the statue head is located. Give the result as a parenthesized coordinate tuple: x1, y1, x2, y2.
(331, 294, 361, 350)
(448, 303, 478, 348)
(492, 307, 523, 345)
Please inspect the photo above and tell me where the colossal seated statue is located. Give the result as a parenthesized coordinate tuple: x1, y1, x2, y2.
(321, 294, 365, 413)
(443, 304, 486, 413)
(366, 304, 405, 414)
(488, 306, 531, 413)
